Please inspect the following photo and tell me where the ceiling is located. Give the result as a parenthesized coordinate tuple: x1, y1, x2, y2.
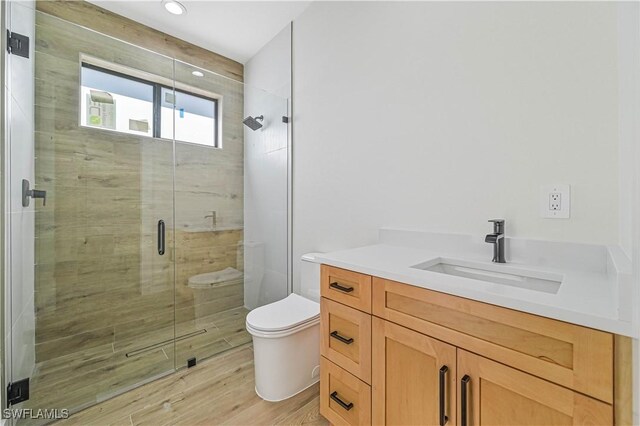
(87, 1, 311, 64)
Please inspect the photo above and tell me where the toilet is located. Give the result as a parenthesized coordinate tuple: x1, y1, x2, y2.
(246, 254, 321, 402)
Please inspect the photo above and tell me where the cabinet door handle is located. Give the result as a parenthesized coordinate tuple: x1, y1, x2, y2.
(330, 391, 354, 411)
(329, 282, 354, 293)
(439, 366, 449, 425)
(330, 330, 354, 344)
(461, 375, 471, 426)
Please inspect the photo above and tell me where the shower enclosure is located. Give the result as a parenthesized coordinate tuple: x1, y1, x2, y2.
(2, 2, 290, 419)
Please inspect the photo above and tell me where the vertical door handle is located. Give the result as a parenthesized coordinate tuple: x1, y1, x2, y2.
(461, 375, 471, 426)
(439, 366, 448, 425)
(157, 220, 165, 255)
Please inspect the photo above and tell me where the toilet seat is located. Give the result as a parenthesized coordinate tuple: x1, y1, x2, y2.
(246, 294, 319, 337)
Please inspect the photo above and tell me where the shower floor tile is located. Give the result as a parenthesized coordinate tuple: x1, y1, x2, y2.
(24, 307, 256, 422)
(55, 344, 327, 426)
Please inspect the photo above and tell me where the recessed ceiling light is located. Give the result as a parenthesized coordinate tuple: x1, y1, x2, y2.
(192, 71, 204, 77)
(163, 0, 186, 15)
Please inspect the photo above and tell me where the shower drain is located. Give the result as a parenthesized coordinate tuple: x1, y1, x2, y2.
(124, 328, 207, 358)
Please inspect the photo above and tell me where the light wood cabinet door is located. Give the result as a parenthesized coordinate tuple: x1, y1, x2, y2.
(372, 317, 456, 426)
(457, 350, 613, 426)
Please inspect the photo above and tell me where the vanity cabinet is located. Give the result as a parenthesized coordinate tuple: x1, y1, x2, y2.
(319, 265, 628, 426)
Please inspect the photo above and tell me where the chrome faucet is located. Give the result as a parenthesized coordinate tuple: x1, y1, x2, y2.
(204, 211, 217, 229)
(485, 219, 506, 263)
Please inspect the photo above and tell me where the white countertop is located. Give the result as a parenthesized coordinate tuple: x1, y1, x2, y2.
(314, 229, 637, 337)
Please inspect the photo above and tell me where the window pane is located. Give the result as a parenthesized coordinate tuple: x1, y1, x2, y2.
(80, 65, 154, 137)
(160, 87, 217, 147)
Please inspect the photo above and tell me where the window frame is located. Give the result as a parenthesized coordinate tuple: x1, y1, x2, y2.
(80, 61, 220, 148)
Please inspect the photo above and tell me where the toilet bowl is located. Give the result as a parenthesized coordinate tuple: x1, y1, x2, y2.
(246, 255, 322, 402)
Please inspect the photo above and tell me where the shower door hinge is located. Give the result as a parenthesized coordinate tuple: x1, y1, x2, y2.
(7, 378, 30, 406)
(7, 30, 29, 58)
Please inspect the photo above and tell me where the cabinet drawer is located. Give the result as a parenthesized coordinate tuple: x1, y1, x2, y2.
(321, 297, 372, 383)
(320, 357, 371, 426)
(372, 277, 613, 403)
(321, 265, 372, 313)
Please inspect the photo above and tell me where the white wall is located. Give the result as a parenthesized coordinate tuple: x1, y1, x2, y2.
(243, 24, 291, 308)
(616, 2, 640, 421)
(245, 25, 291, 99)
(618, 4, 638, 262)
(292, 2, 623, 292)
(4, 0, 35, 386)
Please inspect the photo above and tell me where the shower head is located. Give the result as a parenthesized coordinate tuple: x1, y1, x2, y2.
(243, 115, 264, 131)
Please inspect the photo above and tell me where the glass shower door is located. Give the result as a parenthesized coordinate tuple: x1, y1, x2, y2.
(170, 60, 291, 367)
(6, 10, 177, 417)
(171, 61, 249, 367)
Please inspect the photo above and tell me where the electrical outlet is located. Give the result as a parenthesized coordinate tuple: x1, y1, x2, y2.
(540, 184, 570, 219)
(549, 193, 561, 211)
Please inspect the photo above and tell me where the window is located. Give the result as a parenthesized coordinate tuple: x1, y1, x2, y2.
(160, 88, 218, 147)
(80, 63, 219, 147)
(80, 64, 154, 137)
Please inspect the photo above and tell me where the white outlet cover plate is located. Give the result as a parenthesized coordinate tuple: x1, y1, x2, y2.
(540, 184, 570, 219)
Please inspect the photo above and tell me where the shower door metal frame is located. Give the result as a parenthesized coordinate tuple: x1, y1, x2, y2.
(0, 0, 9, 411)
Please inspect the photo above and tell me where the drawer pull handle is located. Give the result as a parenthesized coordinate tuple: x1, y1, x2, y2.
(330, 331, 354, 344)
(461, 375, 471, 426)
(329, 282, 354, 293)
(439, 366, 448, 425)
(330, 391, 354, 411)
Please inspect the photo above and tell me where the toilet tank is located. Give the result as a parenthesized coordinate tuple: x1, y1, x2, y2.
(300, 253, 322, 302)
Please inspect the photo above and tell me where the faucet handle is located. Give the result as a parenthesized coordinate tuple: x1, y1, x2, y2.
(488, 219, 505, 234)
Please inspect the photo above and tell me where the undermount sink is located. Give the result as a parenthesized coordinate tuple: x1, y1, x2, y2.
(412, 258, 563, 294)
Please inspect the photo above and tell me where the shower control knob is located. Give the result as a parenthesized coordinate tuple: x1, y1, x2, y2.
(22, 179, 47, 207)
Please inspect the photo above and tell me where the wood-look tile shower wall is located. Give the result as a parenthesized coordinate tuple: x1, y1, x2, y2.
(33, 10, 245, 363)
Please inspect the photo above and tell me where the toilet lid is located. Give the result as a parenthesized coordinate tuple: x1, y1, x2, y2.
(246, 293, 320, 332)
